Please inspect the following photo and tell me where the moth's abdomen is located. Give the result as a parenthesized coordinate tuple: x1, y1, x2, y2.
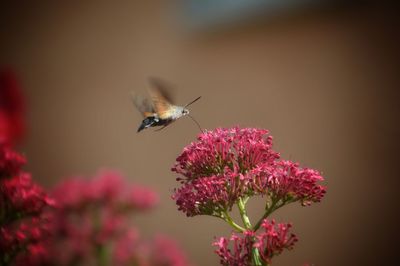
(137, 116, 171, 132)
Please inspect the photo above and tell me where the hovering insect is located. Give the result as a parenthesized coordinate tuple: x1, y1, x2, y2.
(131, 77, 202, 132)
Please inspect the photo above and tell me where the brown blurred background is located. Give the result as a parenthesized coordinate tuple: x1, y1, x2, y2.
(1, 1, 399, 265)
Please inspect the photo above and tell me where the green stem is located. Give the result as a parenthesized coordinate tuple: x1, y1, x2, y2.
(253, 198, 282, 231)
(95, 244, 107, 266)
(237, 197, 262, 266)
(237, 197, 252, 229)
(93, 210, 107, 266)
(221, 212, 246, 232)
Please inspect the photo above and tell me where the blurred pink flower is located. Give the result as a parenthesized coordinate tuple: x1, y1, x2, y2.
(149, 235, 191, 266)
(52, 170, 158, 211)
(41, 170, 167, 266)
(113, 233, 191, 266)
(0, 144, 26, 179)
(1, 173, 55, 217)
(0, 69, 26, 146)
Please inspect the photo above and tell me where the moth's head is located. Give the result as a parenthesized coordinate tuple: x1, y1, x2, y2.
(182, 108, 189, 116)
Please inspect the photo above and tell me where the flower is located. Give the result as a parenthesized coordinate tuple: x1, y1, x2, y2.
(41, 170, 162, 266)
(149, 235, 191, 266)
(0, 69, 26, 146)
(254, 219, 298, 264)
(1, 173, 55, 218)
(0, 144, 26, 179)
(213, 219, 297, 266)
(213, 231, 253, 266)
(113, 233, 191, 266)
(172, 127, 279, 181)
(172, 128, 326, 217)
(250, 160, 326, 206)
(172, 168, 251, 217)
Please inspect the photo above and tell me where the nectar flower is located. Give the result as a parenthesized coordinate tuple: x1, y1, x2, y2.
(172, 127, 279, 181)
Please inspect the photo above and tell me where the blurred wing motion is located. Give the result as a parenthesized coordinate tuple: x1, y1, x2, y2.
(147, 77, 177, 120)
(130, 91, 154, 118)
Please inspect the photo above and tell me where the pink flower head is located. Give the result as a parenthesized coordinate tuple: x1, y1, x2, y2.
(0, 144, 26, 179)
(1, 173, 55, 217)
(251, 160, 326, 205)
(172, 167, 252, 217)
(214, 220, 297, 266)
(254, 219, 298, 264)
(213, 231, 254, 266)
(172, 127, 326, 216)
(0, 214, 53, 265)
(172, 127, 279, 180)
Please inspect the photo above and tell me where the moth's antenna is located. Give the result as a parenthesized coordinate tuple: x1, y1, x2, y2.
(184, 96, 201, 108)
(188, 114, 204, 133)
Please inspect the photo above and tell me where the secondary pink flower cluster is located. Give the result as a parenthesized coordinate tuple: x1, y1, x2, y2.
(51, 170, 158, 212)
(114, 232, 191, 266)
(38, 171, 161, 266)
(213, 219, 297, 266)
(172, 127, 326, 217)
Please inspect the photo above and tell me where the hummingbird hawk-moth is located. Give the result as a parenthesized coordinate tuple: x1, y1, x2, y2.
(131, 77, 202, 132)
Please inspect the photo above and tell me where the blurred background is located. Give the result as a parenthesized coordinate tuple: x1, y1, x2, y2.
(1, 1, 399, 265)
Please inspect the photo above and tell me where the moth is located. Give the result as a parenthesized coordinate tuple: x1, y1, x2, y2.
(131, 77, 202, 132)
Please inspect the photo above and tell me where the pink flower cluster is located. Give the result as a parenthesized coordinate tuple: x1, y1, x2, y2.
(0, 145, 26, 179)
(213, 219, 297, 266)
(172, 127, 326, 217)
(0, 146, 54, 265)
(51, 170, 158, 212)
(172, 127, 326, 265)
(114, 233, 191, 266)
(41, 171, 161, 266)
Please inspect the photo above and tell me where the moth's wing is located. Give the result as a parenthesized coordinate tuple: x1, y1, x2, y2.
(147, 77, 175, 120)
(130, 91, 154, 118)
